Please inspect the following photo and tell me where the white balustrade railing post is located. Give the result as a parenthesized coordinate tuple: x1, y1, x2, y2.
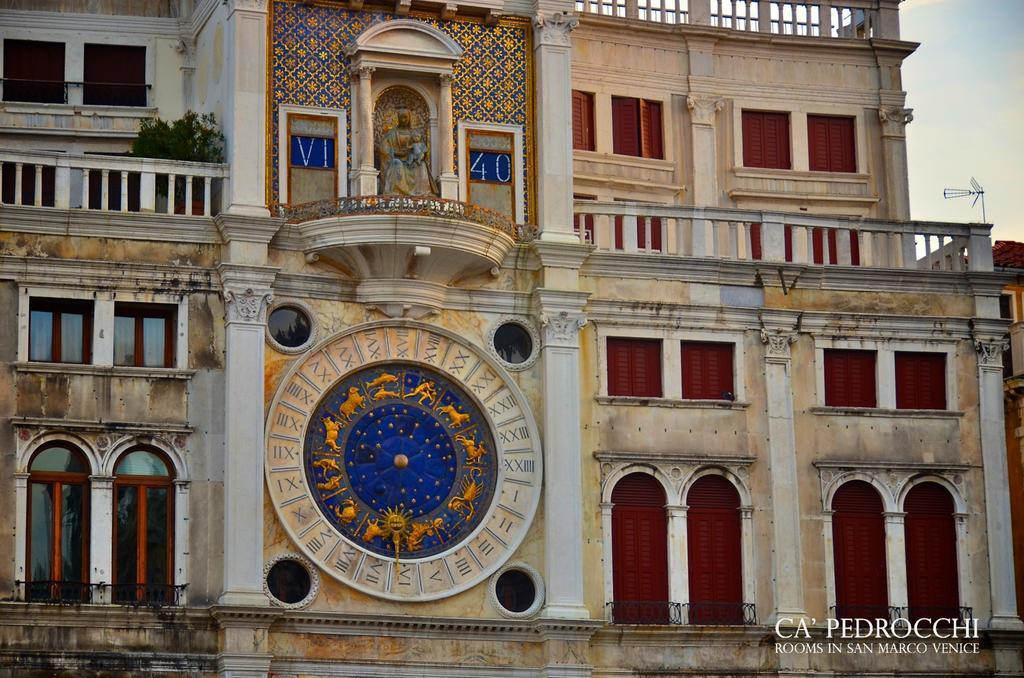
(185, 175, 194, 216)
(967, 226, 994, 272)
(140, 170, 156, 212)
(54, 158, 71, 209)
(33, 165, 43, 207)
(204, 177, 213, 217)
(625, 0, 639, 19)
(760, 217, 787, 262)
(623, 214, 639, 252)
(819, 1, 833, 36)
(166, 175, 177, 214)
(689, 0, 710, 24)
(900, 231, 918, 269)
(81, 169, 90, 209)
(100, 169, 110, 211)
(757, 0, 771, 31)
(836, 228, 852, 266)
(14, 162, 23, 205)
(120, 171, 129, 212)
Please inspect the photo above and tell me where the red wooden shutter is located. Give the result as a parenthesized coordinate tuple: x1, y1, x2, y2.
(824, 349, 877, 407)
(750, 223, 762, 260)
(827, 228, 838, 264)
(572, 90, 595, 151)
(811, 228, 824, 264)
(614, 215, 624, 250)
(687, 475, 743, 624)
(849, 231, 861, 266)
(742, 111, 764, 168)
(607, 338, 662, 397)
(784, 224, 793, 262)
(905, 483, 959, 619)
(808, 115, 830, 171)
(612, 473, 669, 623)
(641, 100, 663, 159)
(832, 481, 888, 617)
(743, 111, 790, 169)
(635, 217, 663, 251)
(649, 217, 662, 252)
(681, 342, 734, 400)
(84, 44, 146, 106)
(3, 40, 65, 103)
(895, 352, 946, 410)
(612, 97, 641, 156)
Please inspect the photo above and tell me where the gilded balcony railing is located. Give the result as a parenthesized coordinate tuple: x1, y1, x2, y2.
(275, 195, 519, 239)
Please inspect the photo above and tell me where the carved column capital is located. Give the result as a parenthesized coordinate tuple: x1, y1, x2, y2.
(879, 106, 913, 137)
(533, 11, 579, 48)
(224, 287, 274, 325)
(438, 72, 454, 86)
(686, 95, 725, 126)
(351, 64, 376, 79)
(760, 328, 797, 360)
(975, 337, 1009, 370)
(541, 310, 587, 348)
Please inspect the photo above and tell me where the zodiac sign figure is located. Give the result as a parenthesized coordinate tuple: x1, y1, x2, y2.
(438, 403, 470, 427)
(321, 417, 342, 452)
(312, 457, 342, 474)
(454, 434, 487, 466)
(317, 474, 343, 491)
(447, 475, 483, 523)
(365, 373, 398, 391)
(363, 519, 385, 542)
(338, 386, 366, 422)
(333, 498, 358, 524)
(372, 387, 401, 401)
(403, 380, 437, 405)
(406, 517, 444, 552)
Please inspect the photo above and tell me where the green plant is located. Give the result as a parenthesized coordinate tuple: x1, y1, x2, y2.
(131, 111, 225, 164)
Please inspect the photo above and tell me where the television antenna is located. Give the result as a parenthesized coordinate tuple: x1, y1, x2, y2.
(943, 177, 986, 223)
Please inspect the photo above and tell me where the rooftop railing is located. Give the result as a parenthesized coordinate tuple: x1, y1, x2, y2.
(575, 0, 894, 40)
(573, 200, 993, 272)
(0, 149, 227, 216)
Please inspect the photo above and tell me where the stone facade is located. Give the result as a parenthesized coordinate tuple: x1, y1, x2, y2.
(0, 0, 1020, 676)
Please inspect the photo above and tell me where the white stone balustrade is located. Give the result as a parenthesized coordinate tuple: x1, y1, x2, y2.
(575, 0, 892, 39)
(572, 200, 993, 272)
(0, 149, 228, 217)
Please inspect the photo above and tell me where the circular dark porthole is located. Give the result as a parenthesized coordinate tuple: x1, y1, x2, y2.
(266, 559, 312, 605)
(268, 306, 312, 349)
(495, 568, 536, 614)
(493, 323, 533, 365)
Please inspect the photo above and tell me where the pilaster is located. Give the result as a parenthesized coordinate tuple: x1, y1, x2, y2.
(351, 65, 379, 196)
(89, 475, 116, 602)
(883, 511, 908, 610)
(213, 606, 283, 678)
(666, 505, 689, 606)
(533, 11, 579, 242)
(437, 73, 458, 199)
(686, 95, 724, 209)
(534, 287, 590, 620)
(878, 106, 913, 221)
(759, 312, 806, 622)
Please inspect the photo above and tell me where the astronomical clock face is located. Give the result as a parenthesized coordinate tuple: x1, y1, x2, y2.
(265, 322, 542, 601)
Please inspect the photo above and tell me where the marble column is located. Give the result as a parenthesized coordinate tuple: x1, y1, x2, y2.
(760, 324, 806, 622)
(437, 73, 458, 199)
(533, 12, 578, 242)
(975, 335, 1024, 629)
(219, 267, 276, 607)
(537, 291, 589, 619)
(351, 65, 378, 196)
(89, 475, 115, 603)
(879, 106, 913, 221)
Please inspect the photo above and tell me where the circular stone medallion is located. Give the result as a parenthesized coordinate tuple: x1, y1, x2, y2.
(265, 322, 542, 601)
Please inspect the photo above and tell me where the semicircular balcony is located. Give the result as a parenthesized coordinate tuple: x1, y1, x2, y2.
(277, 196, 520, 316)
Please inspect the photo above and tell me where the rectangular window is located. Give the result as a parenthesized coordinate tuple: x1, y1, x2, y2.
(3, 40, 65, 103)
(742, 111, 791, 169)
(29, 298, 92, 364)
(572, 90, 595, 151)
(824, 349, 876, 407)
(808, 114, 856, 172)
(607, 337, 662, 397)
(466, 129, 515, 219)
(612, 97, 663, 159)
(681, 341, 735, 400)
(895, 352, 946, 410)
(114, 303, 176, 368)
(287, 113, 338, 205)
(83, 44, 146, 106)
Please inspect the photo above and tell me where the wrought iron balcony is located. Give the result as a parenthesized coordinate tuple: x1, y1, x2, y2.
(830, 604, 904, 621)
(107, 583, 187, 607)
(607, 600, 757, 626)
(16, 580, 98, 605)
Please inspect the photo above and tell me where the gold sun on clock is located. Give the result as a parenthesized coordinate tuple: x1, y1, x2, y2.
(264, 321, 542, 601)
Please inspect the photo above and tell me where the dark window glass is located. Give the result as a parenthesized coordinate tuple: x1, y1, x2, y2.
(3, 40, 65, 103)
(28, 299, 92, 364)
(83, 44, 146, 106)
(493, 323, 533, 364)
(146, 487, 168, 585)
(114, 315, 135, 366)
(29, 310, 53, 361)
(30, 446, 87, 473)
(29, 483, 54, 581)
(269, 307, 312, 348)
(495, 569, 536, 613)
(114, 304, 174, 368)
(267, 559, 312, 604)
(113, 449, 173, 600)
(115, 486, 138, 586)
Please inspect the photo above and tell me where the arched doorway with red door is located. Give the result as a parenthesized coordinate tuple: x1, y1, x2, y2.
(686, 474, 746, 625)
(831, 480, 889, 619)
(610, 472, 670, 624)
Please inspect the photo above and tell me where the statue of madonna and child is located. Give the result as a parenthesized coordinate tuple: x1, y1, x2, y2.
(376, 107, 438, 197)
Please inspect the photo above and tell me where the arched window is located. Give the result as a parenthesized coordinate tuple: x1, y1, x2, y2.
(832, 480, 888, 619)
(611, 473, 669, 624)
(113, 448, 174, 604)
(27, 444, 90, 602)
(687, 475, 744, 624)
(905, 482, 959, 619)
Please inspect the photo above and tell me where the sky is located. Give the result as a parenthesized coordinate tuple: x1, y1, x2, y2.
(900, 0, 1024, 242)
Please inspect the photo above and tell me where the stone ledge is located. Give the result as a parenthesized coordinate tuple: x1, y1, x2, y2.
(595, 395, 749, 410)
(807, 406, 965, 419)
(14, 362, 196, 380)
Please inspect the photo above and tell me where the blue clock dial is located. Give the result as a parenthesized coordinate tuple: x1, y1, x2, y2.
(304, 363, 498, 560)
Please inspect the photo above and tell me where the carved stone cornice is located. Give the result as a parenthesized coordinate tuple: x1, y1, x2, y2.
(214, 213, 284, 245)
(533, 11, 579, 48)
(686, 95, 724, 126)
(879, 106, 913, 137)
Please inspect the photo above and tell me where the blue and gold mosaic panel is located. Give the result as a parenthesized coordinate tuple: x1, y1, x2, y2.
(269, 0, 532, 219)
